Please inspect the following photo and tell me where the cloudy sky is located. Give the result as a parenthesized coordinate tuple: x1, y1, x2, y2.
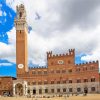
(0, 0, 100, 77)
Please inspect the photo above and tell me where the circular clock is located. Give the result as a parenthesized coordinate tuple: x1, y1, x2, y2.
(58, 60, 64, 64)
(18, 64, 24, 69)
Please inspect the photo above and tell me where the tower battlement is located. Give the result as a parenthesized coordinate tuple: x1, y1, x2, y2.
(14, 4, 27, 31)
(16, 4, 26, 19)
(47, 49, 75, 59)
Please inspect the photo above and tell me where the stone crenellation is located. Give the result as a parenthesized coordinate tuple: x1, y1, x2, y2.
(29, 66, 47, 69)
(47, 49, 75, 59)
(75, 60, 98, 66)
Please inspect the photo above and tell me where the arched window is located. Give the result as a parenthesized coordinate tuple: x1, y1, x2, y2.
(39, 89, 42, 94)
(51, 62, 54, 65)
(91, 78, 95, 82)
(68, 69, 72, 73)
(33, 89, 36, 94)
(20, 30, 21, 34)
(32, 82, 36, 85)
(56, 70, 60, 73)
(44, 71, 47, 74)
(44, 80, 48, 84)
(69, 88, 73, 92)
(57, 88, 60, 93)
(27, 89, 30, 94)
(63, 88, 66, 92)
(57, 81, 60, 84)
(91, 87, 95, 91)
(38, 81, 42, 85)
(51, 70, 54, 74)
(38, 71, 42, 75)
(62, 70, 66, 73)
(28, 82, 30, 85)
(51, 89, 54, 93)
(51, 81, 54, 84)
(63, 80, 67, 84)
(68, 60, 71, 64)
(32, 71, 36, 75)
(69, 80, 72, 83)
(45, 89, 48, 93)
(77, 79, 81, 83)
(84, 79, 88, 82)
(77, 88, 81, 92)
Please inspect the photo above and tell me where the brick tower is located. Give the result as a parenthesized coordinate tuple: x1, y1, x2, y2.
(14, 4, 28, 77)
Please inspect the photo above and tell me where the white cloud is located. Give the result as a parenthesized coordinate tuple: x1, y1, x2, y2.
(27, 24, 100, 65)
(0, 27, 16, 63)
(1, 0, 100, 67)
(1, 24, 100, 66)
(0, 42, 16, 62)
(81, 48, 100, 69)
(81, 46, 100, 62)
(0, 63, 13, 66)
(81, 25, 100, 62)
(7, 27, 16, 44)
(3, 11, 7, 16)
(0, 10, 2, 16)
(0, 4, 2, 8)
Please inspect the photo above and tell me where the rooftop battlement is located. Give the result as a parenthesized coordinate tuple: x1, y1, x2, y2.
(29, 66, 47, 69)
(75, 60, 98, 66)
(47, 49, 75, 59)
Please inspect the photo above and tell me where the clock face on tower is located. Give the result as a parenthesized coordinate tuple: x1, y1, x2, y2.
(18, 64, 24, 69)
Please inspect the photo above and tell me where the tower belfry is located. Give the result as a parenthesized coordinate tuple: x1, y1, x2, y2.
(15, 4, 27, 31)
(15, 4, 28, 77)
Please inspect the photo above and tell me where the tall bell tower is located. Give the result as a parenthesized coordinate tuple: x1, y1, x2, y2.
(15, 4, 28, 77)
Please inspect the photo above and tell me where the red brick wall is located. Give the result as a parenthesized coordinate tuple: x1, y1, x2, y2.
(0, 77, 13, 96)
(19, 49, 99, 85)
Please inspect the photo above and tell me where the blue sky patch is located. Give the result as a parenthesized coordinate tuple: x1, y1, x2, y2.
(0, 0, 16, 44)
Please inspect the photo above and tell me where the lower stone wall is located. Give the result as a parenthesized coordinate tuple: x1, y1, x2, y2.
(27, 82, 100, 97)
(0, 90, 13, 96)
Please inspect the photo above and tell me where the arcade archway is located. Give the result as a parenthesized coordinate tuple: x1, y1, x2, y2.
(15, 83, 23, 96)
(84, 87, 88, 93)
